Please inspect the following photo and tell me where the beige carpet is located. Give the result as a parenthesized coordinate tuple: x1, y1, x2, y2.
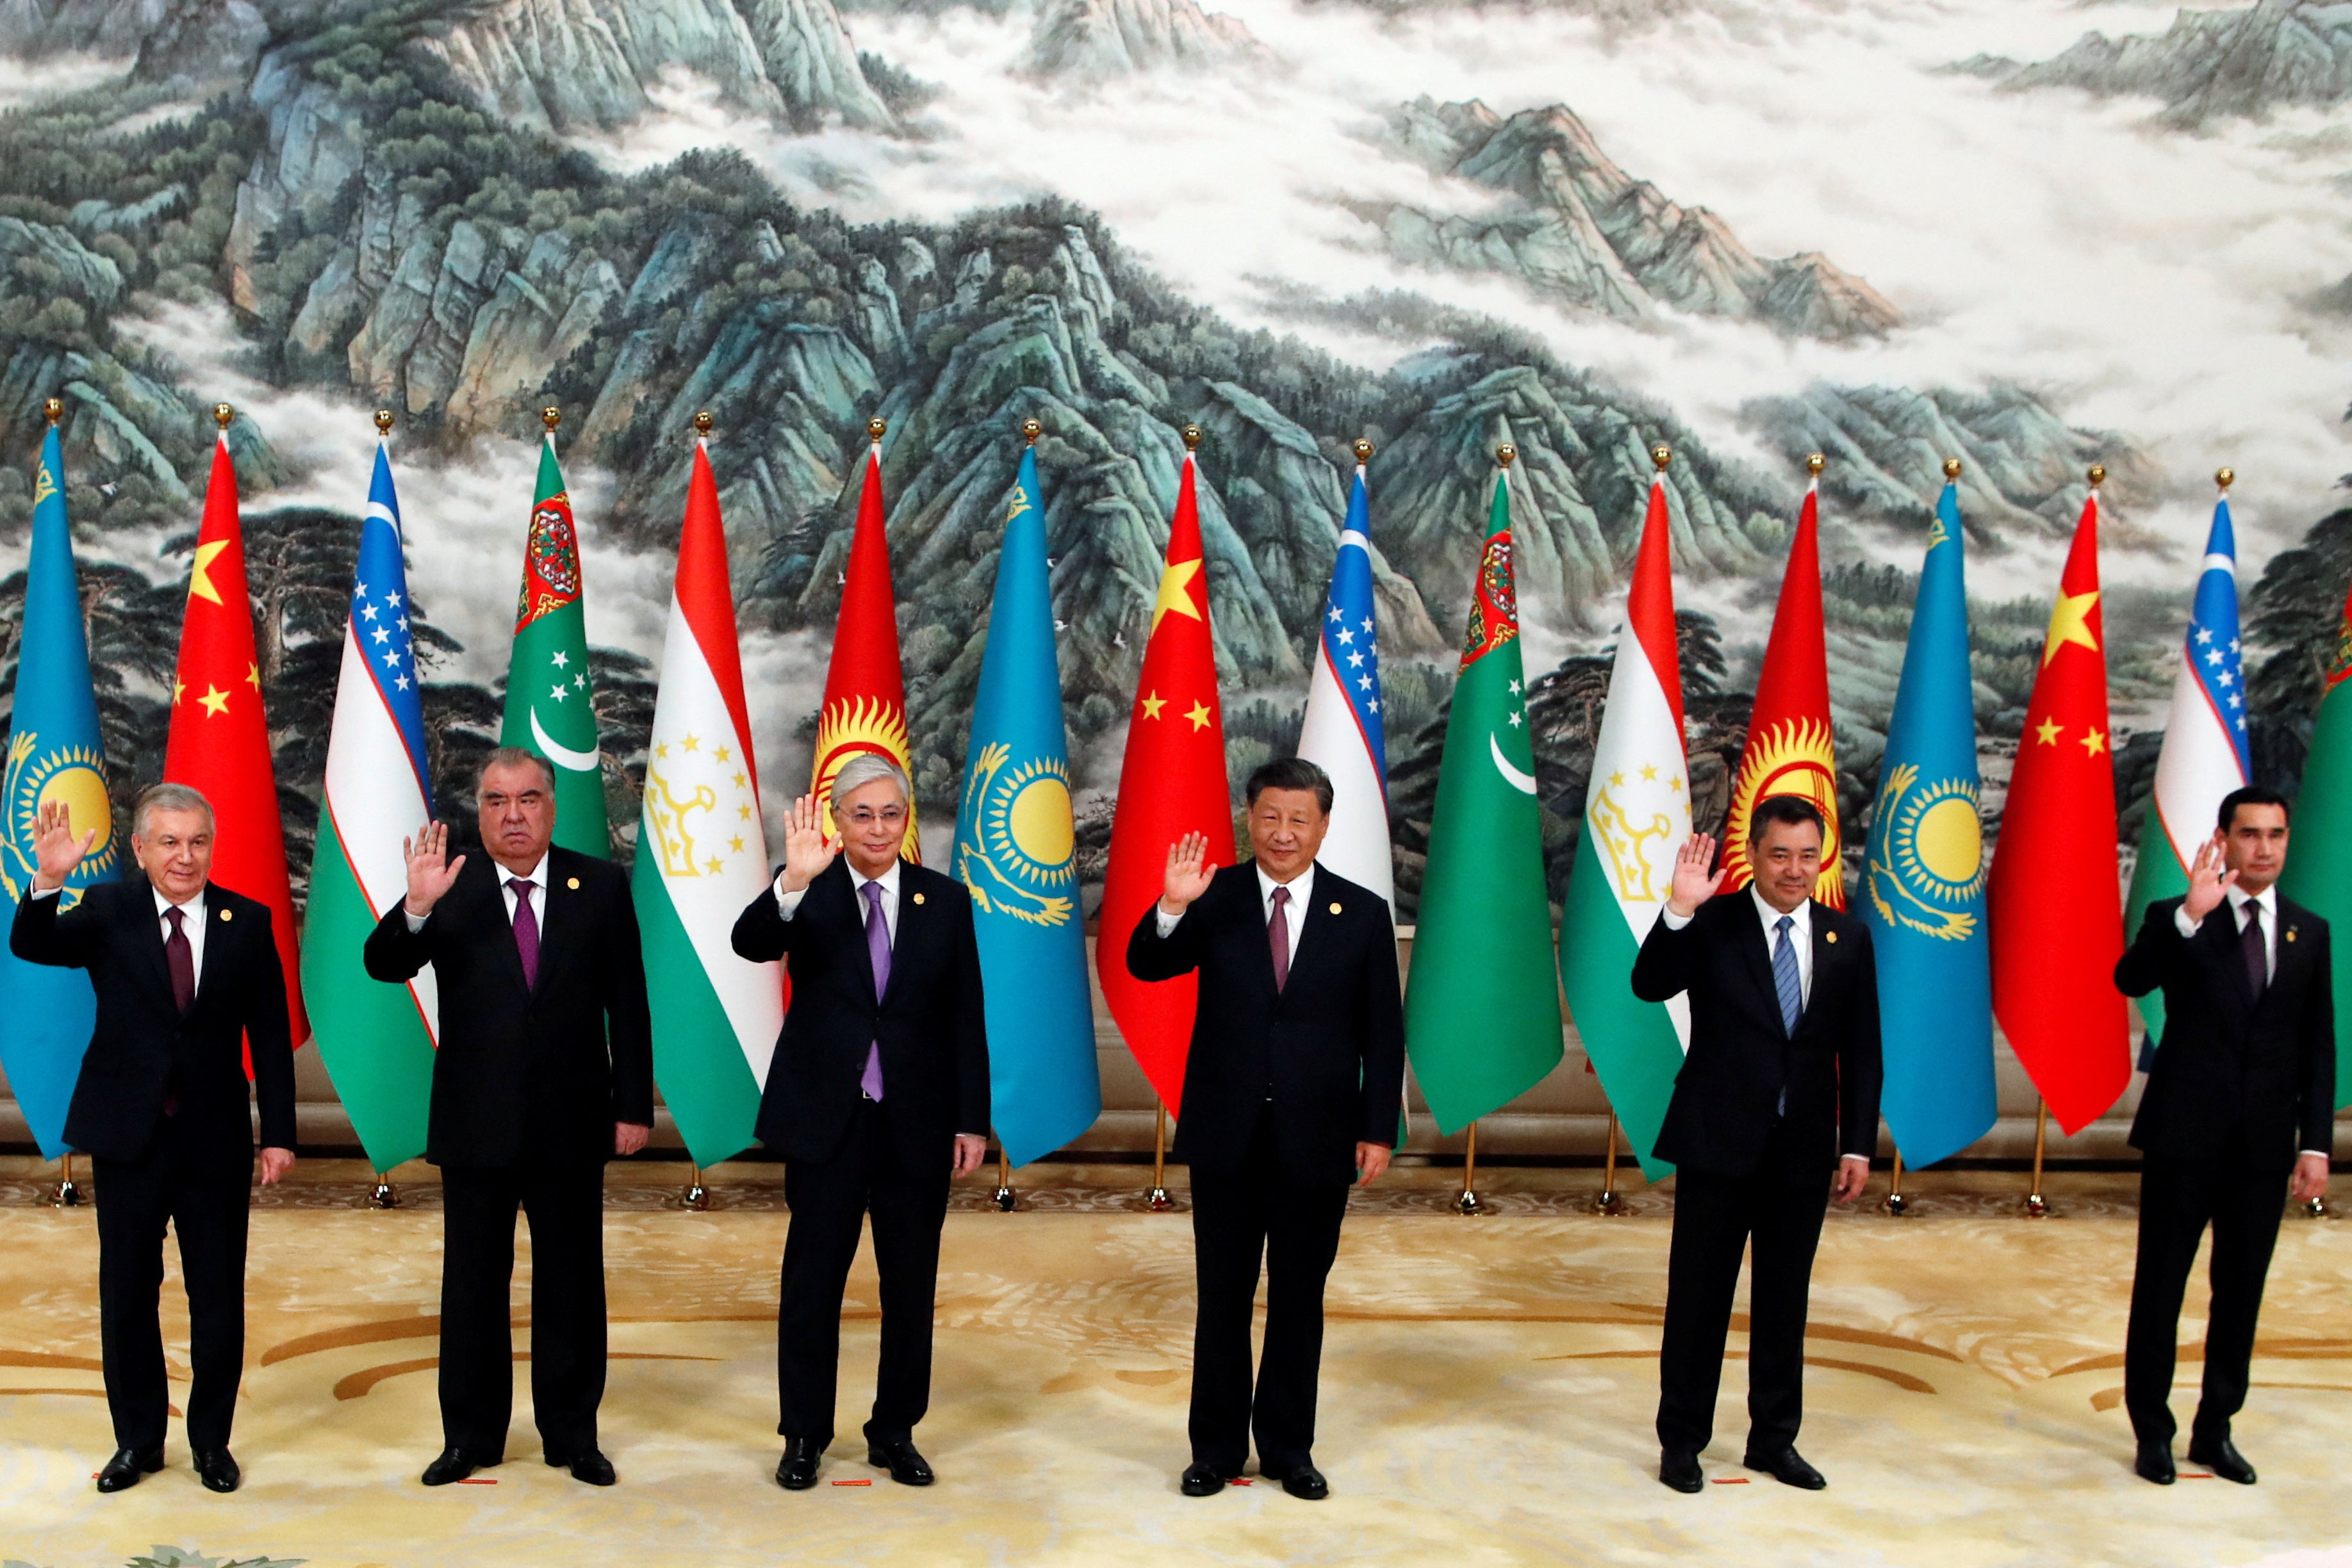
(0, 1159, 2347, 1568)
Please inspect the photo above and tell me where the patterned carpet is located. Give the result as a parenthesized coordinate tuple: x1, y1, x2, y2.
(0, 1159, 2346, 1568)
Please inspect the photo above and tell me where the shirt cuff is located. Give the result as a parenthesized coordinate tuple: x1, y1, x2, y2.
(2301, 1150, 2330, 1159)
(403, 908, 427, 933)
(1661, 907, 1693, 931)
(29, 884, 62, 901)
(1155, 908, 1181, 937)
(774, 874, 806, 920)
(1839, 1153, 1869, 1164)
(2174, 906, 2202, 939)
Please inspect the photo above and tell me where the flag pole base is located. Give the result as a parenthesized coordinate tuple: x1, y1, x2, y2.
(367, 1179, 400, 1210)
(2021, 1101, 2052, 1218)
(1456, 1123, 1485, 1216)
(1879, 1152, 1908, 1218)
(1593, 1113, 1625, 1214)
(1453, 1187, 1486, 1217)
(2021, 1192, 2051, 1219)
(50, 1180, 83, 1209)
(679, 1166, 711, 1212)
(992, 1150, 1017, 1213)
(1146, 1186, 1174, 1213)
(2305, 1195, 2330, 1220)
(1590, 1189, 1625, 1216)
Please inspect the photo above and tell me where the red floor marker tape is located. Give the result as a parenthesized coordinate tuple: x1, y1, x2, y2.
(1231, 1478, 1254, 1486)
(833, 1478, 873, 1486)
(456, 1478, 498, 1485)
(1712, 1478, 1750, 1484)
(2181, 1473, 2214, 1480)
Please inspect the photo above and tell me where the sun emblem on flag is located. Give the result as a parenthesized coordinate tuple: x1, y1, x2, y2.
(2, 733, 117, 903)
(1864, 764, 1982, 940)
(956, 743, 1076, 928)
(814, 696, 918, 854)
(1723, 717, 1843, 904)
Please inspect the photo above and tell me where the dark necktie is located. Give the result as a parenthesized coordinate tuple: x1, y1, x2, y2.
(2242, 901, 2267, 1002)
(1771, 913, 1802, 1035)
(163, 904, 195, 1015)
(1269, 885, 1292, 992)
(509, 879, 540, 991)
(861, 880, 889, 1101)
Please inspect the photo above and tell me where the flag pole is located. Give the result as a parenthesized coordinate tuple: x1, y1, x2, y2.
(682, 1162, 712, 1212)
(2023, 1100, 2052, 1218)
(1148, 1104, 1173, 1212)
(1592, 1112, 1627, 1215)
(1881, 1151, 1909, 1217)
(993, 1147, 1017, 1213)
(1455, 1123, 1484, 1215)
(50, 1151, 81, 1208)
(368, 1170, 400, 1209)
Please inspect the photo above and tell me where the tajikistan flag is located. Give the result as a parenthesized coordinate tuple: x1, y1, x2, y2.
(304, 436, 437, 1172)
(1559, 464, 1692, 1181)
(2123, 486, 2251, 1054)
(632, 434, 783, 1168)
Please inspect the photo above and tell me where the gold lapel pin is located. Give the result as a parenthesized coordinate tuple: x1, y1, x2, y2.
(1329, 901, 1342, 915)
(218, 908, 233, 922)
(913, 892, 926, 905)
(567, 877, 580, 890)
(2287, 927, 2298, 942)
(1825, 930, 1836, 943)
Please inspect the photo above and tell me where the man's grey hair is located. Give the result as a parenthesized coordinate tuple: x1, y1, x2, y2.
(477, 746, 557, 796)
(133, 782, 214, 837)
(830, 753, 911, 813)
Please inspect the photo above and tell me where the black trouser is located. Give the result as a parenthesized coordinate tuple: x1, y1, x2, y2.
(1656, 1133, 1829, 1457)
(92, 1117, 252, 1453)
(1187, 1109, 1351, 1476)
(777, 1097, 950, 1448)
(2125, 1143, 2288, 1448)
(438, 1161, 608, 1459)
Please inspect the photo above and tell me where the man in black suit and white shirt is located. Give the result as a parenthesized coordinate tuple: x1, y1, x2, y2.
(1632, 794, 1881, 1495)
(2114, 785, 2332, 1487)
(12, 783, 296, 1496)
(363, 747, 653, 1489)
(732, 753, 990, 1492)
(1126, 756, 1406, 1503)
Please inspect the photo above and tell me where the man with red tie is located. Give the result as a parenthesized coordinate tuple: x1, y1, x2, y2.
(12, 783, 296, 1495)
(364, 747, 652, 1488)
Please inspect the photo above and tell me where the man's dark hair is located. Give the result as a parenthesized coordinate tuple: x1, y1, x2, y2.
(1748, 794, 1828, 844)
(479, 745, 557, 796)
(1246, 756, 1334, 815)
(2218, 785, 2290, 833)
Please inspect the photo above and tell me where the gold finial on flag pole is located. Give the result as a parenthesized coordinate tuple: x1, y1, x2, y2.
(1650, 443, 1672, 471)
(868, 416, 887, 443)
(1805, 452, 1825, 477)
(1180, 423, 1202, 452)
(374, 409, 393, 436)
(213, 403, 233, 430)
(1022, 416, 1042, 446)
(1353, 437, 1374, 464)
(694, 409, 714, 436)
(541, 405, 560, 433)
(2086, 464, 2106, 490)
(1495, 443, 1516, 468)
(2023, 1100, 2052, 1218)
(1455, 1124, 1484, 1215)
(1593, 1111, 1627, 1216)
(2216, 467, 2235, 491)
(42, 396, 63, 427)
(1942, 457, 1962, 480)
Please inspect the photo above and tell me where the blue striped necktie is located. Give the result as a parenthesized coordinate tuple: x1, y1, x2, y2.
(1771, 913, 1802, 1036)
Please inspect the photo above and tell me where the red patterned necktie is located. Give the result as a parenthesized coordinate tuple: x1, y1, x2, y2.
(163, 905, 195, 1015)
(510, 879, 541, 990)
(1269, 885, 1291, 993)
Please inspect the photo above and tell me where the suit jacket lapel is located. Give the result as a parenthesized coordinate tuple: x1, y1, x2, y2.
(189, 891, 231, 1013)
(532, 859, 572, 998)
(1797, 904, 1834, 1033)
(1732, 898, 1786, 1038)
(1283, 870, 1329, 992)
(828, 861, 880, 1008)
(470, 858, 532, 997)
(879, 867, 919, 1009)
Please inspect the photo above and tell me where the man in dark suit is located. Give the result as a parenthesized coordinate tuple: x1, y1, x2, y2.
(1126, 756, 1404, 1503)
(732, 752, 989, 1492)
(363, 747, 652, 1489)
(12, 784, 296, 1495)
(2114, 785, 2332, 1487)
(1632, 794, 1881, 1494)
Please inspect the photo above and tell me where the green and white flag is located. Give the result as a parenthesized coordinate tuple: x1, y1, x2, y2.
(502, 430, 608, 854)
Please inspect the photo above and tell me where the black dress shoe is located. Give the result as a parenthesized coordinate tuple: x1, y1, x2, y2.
(95, 1446, 163, 1494)
(2133, 1442, 2175, 1485)
(422, 1447, 498, 1487)
(547, 1447, 616, 1486)
(1180, 1461, 1229, 1497)
(193, 1448, 240, 1494)
(1743, 1446, 1827, 1490)
(1659, 1450, 1704, 1494)
(2188, 1435, 2255, 1485)
(867, 1438, 934, 1487)
(1262, 1462, 1329, 1500)
(776, 1437, 823, 1490)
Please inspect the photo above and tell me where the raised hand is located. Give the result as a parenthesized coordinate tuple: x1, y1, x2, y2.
(1160, 831, 1217, 916)
(30, 799, 97, 891)
(777, 793, 839, 894)
(402, 821, 466, 917)
(1666, 831, 1727, 919)
(2182, 831, 2236, 924)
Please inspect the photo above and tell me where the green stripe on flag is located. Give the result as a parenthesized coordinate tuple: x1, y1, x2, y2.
(632, 853, 762, 1167)
(1559, 820, 1682, 1183)
(2122, 809, 2187, 1049)
(301, 818, 433, 1170)
(2280, 676, 2352, 1106)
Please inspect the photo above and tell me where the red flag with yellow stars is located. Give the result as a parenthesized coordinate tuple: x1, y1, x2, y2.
(1723, 470, 1844, 906)
(1986, 486, 2126, 1132)
(811, 421, 917, 858)
(1098, 430, 1233, 1110)
(163, 412, 308, 1050)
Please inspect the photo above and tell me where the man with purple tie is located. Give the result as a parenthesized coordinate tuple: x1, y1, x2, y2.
(732, 753, 990, 1492)
(364, 747, 652, 1489)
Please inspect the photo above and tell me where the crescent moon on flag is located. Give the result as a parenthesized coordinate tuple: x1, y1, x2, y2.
(1488, 733, 1537, 795)
(530, 707, 600, 772)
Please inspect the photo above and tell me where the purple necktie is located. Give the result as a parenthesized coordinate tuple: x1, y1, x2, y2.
(1269, 885, 1291, 993)
(163, 905, 195, 1015)
(860, 880, 889, 1101)
(509, 878, 541, 991)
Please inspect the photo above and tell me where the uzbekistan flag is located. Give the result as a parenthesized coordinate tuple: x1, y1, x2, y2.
(633, 434, 783, 1169)
(305, 434, 437, 1170)
(1295, 454, 1392, 911)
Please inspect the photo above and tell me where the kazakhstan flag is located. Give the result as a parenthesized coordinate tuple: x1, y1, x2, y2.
(1859, 478, 1994, 1167)
(0, 422, 120, 1158)
(953, 443, 1100, 1166)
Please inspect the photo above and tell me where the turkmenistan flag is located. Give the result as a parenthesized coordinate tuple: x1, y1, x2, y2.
(2277, 567, 2352, 1107)
(632, 433, 783, 1168)
(1559, 464, 1691, 1182)
(304, 437, 437, 1171)
(1404, 457, 1561, 1134)
(501, 430, 607, 855)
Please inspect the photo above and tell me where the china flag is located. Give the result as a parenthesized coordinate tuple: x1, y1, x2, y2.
(1987, 487, 2126, 1132)
(1098, 435, 1233, 1111)
(811, 424, 917, 859)
(163, 416, 308, 1050)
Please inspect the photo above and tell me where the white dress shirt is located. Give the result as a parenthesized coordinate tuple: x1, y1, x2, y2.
(2176, 884, 2276, 982)
(33, 882, 208, 984)
(1153, 863, 1315, 963)
(777, 860, 899, 943)
(406, 853, 547, 932)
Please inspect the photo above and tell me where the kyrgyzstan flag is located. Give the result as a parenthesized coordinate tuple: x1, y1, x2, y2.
(1723, 464, 1844, 905)
(812, 421, 917, 858)
(1986, 485, 2127, 1132)
(1098, 431, 1233, 1111)
(164, 411, 308, 1050)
